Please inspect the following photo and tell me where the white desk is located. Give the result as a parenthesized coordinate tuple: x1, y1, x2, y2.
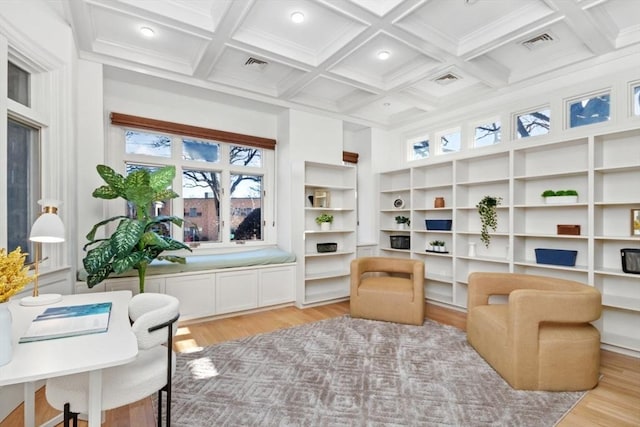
(0, 291, 138, 427)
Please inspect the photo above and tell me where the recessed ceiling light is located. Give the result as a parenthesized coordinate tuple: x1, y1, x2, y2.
(290, 11, 305, 23)
(140, 27, 155, 37)
(377, 50, 391, 60)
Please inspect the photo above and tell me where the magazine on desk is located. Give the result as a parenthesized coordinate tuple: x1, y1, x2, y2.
(19, 302, 112, 343)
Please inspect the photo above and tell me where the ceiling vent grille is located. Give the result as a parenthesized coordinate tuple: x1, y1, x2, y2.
(434, 73, 460, 85)
(244, 57, 268, 70)
(521, 33, 555, 50)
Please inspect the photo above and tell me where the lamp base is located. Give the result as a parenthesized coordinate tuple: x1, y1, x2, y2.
(20, 293, 63, 306)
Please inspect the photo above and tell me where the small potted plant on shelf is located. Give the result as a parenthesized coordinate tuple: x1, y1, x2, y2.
(541, 189, 579, 204)
(315, 213, 334, 231)
(428, 240, 447, 253)
(395, 216, 410, 230)
(476, 195, 502, 248)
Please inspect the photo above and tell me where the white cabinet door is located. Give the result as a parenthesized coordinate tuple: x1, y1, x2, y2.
(106, 277, 164, 294)
(165, 274, 215, 321)
(259, 266, 295, 307)
(216, 270, 259, 314)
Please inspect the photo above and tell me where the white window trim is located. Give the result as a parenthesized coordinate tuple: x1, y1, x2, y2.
(0, 33, 71, 285)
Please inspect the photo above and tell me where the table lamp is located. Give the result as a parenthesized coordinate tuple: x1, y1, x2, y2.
(20, 199, 65, 306)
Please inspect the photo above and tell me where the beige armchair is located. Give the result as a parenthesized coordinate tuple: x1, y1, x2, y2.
(466, 272, 602, 391)
(350, 257, 425, 325)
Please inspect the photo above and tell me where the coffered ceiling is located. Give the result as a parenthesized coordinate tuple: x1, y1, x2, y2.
(62, 0, 640, 129)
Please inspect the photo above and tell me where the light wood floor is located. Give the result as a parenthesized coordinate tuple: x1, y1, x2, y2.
(1, 301, 638, 427)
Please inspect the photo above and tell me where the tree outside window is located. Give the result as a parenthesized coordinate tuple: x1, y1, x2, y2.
(516, 108, 550, 139)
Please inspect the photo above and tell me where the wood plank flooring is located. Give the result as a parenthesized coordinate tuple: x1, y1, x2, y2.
(1, 301, 638, 427)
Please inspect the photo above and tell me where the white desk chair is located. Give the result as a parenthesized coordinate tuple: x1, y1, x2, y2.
(45, 293, 180, 427)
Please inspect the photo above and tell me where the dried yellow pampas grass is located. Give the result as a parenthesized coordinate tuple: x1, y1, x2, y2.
(0, 247, 35, 303)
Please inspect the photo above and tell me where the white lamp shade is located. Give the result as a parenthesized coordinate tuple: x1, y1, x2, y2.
(30, 212, 65, 243)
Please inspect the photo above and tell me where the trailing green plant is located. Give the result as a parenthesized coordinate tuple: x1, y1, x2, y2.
(395, 215, 410, 225)
(476, 196, 502, 248)
(315, 213, 334, 224)
(83, 164, 191, 293)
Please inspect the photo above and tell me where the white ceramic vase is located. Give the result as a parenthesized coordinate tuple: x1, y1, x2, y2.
(468, 242, 477, 257)
(0, 302, 12, 367)
(320, 222, 331, 231)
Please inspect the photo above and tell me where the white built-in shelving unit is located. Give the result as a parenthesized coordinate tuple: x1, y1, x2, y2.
(378, 127, 640, 355)
(297, 161, 357, 306)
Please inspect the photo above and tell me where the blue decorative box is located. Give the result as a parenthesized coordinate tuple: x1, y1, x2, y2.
(535, 248, 577, 266)
(425, 219, 452, 231)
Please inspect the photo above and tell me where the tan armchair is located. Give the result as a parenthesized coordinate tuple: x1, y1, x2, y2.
(466, 272, 602, 391)
(350, 257, 425, 325)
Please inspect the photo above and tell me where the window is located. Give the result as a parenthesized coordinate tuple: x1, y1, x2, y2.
(8, 61, 30, 107)
(568, 93, 610, 128)
(409, 137, 429, 160)
(112, 113, 275, 248)
(439, 129, 461, 154)
(633, 84, 640, 116)
(515, 108, 550, 139)
(474, 121, 501, 147)
(6, 118, 40, 262)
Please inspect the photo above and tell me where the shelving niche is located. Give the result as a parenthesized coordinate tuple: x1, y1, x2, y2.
(299, 161, 357, 306)
(378, 128, 640, 355)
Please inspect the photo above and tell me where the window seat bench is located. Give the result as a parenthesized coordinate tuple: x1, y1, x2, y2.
(75, 247, 297, 322)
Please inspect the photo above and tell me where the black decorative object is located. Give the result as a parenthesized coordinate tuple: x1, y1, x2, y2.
(317, 243, 337, 253)
(621, 248, 640, 274)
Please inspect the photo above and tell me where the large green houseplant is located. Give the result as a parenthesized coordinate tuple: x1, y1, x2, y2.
(83, 165, 191, 293)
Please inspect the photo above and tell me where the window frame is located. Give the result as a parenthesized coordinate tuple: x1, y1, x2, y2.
(435, 127, 462, 155)
(472, 118, 502, 148)
(564, 90, 611, 130)
(108, 123, 276, 251)
(513, 105, 551, 139)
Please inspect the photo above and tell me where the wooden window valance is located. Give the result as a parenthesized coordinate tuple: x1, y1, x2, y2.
(110, 112, 276, 150)
(343, 151, 359, 164)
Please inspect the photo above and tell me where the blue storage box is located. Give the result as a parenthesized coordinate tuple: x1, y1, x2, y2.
(425, 219, 452, 231)
(535, 248, 577, 266)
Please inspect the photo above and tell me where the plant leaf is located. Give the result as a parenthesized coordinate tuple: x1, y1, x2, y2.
(92, 185, 119, 200)
(140, 231, 170, 249)
(86, 265, 113, 288)
(85, 215, 129, 241)
(83, 241, 113, 273)
(150, 166, 176, 192)
(112, 251, 147, 274)
(110, 219, 145, 257)
(162, 238, 191, 251)
(153, 189, 180, 201)
(158, 255, 187, 264)
(149, 215, 184, 227)
(125, 185, 155, 209)
(96, 165, 125, 195)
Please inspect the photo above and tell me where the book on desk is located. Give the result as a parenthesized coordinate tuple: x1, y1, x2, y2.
(19, 302, 112, 343)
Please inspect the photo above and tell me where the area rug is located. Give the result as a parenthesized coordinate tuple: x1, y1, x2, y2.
(160, 317, 585, 426)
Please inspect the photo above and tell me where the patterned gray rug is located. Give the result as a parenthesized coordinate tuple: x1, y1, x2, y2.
(162, 317, 585, 426)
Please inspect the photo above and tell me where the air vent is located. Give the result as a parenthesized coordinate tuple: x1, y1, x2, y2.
(244, 57, 268, 70)
(434, 73, 460, 85)
(521, 33, 555, 50)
